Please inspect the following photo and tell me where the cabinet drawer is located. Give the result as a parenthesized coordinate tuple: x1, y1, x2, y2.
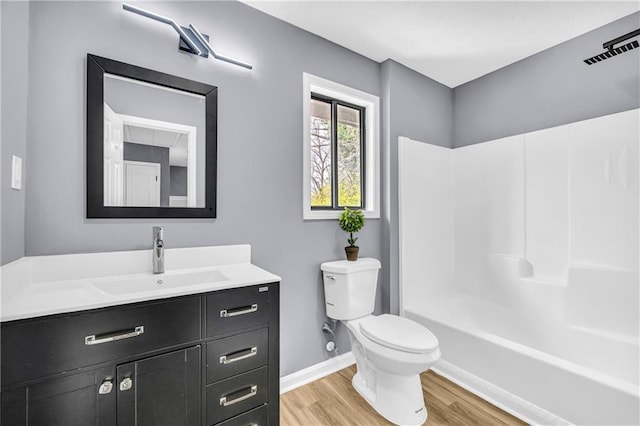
(207, 328, 268, 383)
(215, 405, 268, 426)
(207, 286, 271, 338)
(206, 366, 268, 425)
(2, 297, 201, 387)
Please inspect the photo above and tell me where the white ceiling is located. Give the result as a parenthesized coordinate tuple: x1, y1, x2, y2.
(124, 125, 189, 167)
(243, 1, 640, 87)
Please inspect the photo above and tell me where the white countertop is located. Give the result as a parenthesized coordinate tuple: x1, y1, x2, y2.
(1, 245, 280, 322)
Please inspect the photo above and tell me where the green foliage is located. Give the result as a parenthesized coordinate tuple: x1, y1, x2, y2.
(310, 185, 331, 206)
(336, 122, 361, 206)
(339, 207, 365, 247)
(338, 181, 361, 206)
(310, 181, 360, 207)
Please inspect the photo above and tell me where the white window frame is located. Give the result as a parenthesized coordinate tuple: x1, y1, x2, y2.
(302, 73, 380, 220)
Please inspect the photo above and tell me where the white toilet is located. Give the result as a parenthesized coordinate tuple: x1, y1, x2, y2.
(321, 258, 440, 426)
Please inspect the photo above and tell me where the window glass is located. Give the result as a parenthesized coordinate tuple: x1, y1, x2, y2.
(337, 104, 362, 208)
(310, 98, 332, 207)
(310, 95, 364, 210)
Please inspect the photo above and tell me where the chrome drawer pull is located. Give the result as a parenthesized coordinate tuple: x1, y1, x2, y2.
(85, 326, 145, 345)
(219, 385, 257, 407)
(220, 304, 258, 318)
(220, 346, 257, 364)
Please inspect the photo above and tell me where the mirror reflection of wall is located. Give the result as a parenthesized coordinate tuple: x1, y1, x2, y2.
(103, 74, 206, 208)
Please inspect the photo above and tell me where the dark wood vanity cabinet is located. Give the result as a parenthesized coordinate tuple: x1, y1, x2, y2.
(1, 283, 280, 426)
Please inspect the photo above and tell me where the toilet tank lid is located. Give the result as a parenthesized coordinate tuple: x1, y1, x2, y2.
(320, 258, 382, 274)
(359, 314, 439, 354)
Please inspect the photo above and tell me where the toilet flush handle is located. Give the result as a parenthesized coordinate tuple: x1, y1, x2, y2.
(326, 275, 336, 280)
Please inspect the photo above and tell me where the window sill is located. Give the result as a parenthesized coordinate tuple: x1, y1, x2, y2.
(303, 209, 379, 221)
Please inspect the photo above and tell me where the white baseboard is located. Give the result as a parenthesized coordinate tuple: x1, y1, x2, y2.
(433, 359, 572, 426)
(280, 352, 355, 394)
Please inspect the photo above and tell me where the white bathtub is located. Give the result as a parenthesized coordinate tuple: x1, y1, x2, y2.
(405, 294, 640, 425)
(398, 111, 640, 425)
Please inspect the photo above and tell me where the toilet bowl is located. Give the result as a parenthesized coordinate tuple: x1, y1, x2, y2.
(347, 314, 441, 375)
(345, 315, 440, 425)
(321, 258, 441, 425)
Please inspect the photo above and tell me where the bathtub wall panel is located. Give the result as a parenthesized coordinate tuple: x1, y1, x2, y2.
(454, 135, 525, 303)
(568, 109, 639, 271)
(524, 126, 570, 283)
(453, 144, 490, 296)
(565, 110, 639, 338)
(401, 109, 639, 325)
(567, 267, 639, 338)
(448, 109, 639, 312)
(398, 138, 453, 310)
(484, 137, 525, 258)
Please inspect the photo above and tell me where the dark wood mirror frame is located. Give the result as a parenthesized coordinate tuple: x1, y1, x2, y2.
(86, 54, 217, 218)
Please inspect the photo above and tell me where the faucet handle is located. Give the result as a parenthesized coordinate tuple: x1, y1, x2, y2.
(152, 226, 164, 240)
(152, 226, 165, 274)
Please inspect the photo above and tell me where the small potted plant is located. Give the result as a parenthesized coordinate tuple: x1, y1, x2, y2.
(339, 207, 365, 261)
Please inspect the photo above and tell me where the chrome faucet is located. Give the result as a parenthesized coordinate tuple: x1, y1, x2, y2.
(152, 226, 164, 274)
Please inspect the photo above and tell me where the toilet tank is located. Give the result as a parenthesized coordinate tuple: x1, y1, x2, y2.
(321, 258, 382, 320)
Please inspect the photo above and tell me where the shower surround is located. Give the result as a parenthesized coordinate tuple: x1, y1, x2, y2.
(398, 109, 639, 425)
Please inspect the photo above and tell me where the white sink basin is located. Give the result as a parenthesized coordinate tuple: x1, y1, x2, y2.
(1, 245, 282, 322)
(93, 269, 229, 295)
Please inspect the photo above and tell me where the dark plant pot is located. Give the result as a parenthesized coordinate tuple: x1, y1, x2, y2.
(345, 246, 359, 261)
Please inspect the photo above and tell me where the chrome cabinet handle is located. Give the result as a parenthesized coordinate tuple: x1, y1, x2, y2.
(98, 380, 113, 395)
(120, 377, 133, 392)
(219, 385, 257, 407)
(220, 304, 258, 318)
(85, 326, 145, 345)
(220, 347, 257, 364)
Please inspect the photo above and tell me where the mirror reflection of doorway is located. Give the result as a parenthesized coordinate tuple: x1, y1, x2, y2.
(104, 103, 124, 206)
(103, 102, 197, 208)
(124, 161, 161, 207)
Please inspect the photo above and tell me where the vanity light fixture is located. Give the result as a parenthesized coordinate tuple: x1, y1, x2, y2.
(122, 3, 253, 70)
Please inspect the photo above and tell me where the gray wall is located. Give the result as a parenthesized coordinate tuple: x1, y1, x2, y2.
(454, 12, 640, 147)
(17, 1, 382, 376)
(1, 2, 29, 265)
(123, 142, 170, 207)
(170, 166, 188, 196)
(380, 60, 452, 314)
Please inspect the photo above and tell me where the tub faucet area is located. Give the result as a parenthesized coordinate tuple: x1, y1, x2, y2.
(152, 226, 164, 274)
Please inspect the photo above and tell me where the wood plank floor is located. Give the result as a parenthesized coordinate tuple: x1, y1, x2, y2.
(280, 366, 528, 426)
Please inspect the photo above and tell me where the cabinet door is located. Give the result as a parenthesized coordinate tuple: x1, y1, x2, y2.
(117, 346, 201, 426)
(1, 367, 116, 426)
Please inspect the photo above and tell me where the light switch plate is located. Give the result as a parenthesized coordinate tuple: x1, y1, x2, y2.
(11, 155, 23, 190)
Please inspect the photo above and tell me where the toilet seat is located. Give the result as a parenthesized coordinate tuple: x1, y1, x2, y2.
(359, 314, 438, 354)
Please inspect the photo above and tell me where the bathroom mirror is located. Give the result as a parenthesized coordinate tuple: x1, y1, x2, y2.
(87, 54, 217, 218)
